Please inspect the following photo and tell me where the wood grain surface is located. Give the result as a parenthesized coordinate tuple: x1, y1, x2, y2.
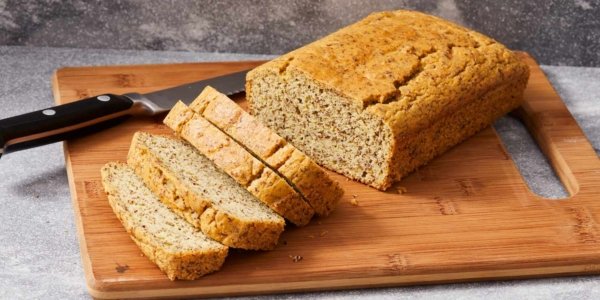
(52, 54, 600, 299)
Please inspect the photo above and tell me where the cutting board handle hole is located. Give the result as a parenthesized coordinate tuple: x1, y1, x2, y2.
(494, 112, 572, 199)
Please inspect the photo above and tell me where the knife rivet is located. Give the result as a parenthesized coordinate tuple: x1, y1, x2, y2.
(42, 109, 56, 116)
(97, 95, 111, 102)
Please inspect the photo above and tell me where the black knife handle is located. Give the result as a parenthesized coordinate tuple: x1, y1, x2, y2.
(0, 94, 134, 155)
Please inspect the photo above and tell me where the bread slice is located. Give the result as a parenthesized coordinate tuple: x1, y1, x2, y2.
(164, 102, 314, 226)
(246, 10, 529, 190)
(189, 86, 343, 216)
(100, 162, 228, 280)
(127, 132, 285, 250)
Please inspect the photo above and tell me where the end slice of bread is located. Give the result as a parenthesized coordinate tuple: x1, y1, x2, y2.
(164, 102, 314, 226)
(100, 162, 228, 280)
(189, 86, 344, 216)
(127, 132, 285, 250)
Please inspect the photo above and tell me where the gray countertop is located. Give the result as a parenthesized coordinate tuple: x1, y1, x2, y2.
(0, 46, 599, 299)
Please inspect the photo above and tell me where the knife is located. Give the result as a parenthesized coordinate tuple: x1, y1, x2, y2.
(0, 69, 248, 157)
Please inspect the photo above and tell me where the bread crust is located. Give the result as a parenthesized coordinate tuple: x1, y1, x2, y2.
(190, 87, 343, 216)
(165, 102, 314, 226)
(101, 162, 228, 280)
(127, 132, 285, 250)
(247, 10, 530, 190)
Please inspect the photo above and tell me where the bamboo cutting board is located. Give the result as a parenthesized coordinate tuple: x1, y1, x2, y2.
(53, 53, 600, 299)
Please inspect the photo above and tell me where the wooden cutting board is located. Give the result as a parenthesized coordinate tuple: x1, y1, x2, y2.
(53, 53, 600, 299)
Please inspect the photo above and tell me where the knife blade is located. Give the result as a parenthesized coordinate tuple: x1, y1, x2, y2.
(0, 69, 248, 156)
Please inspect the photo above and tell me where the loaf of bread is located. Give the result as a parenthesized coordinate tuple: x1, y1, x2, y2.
(246, 10, 530, 190)
(164, 102, 314, 226)
(189, 86, 343, 216)
(100, 162, 228, 280)
(127, 132, 285, 250)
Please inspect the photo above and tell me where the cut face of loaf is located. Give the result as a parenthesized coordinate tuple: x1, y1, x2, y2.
(127, 132, 285, 250)
(164, 102, 314, 226)
(100, 162, 228, 280)
(246, 10, 530, 190)
(189, 86, 344, 216)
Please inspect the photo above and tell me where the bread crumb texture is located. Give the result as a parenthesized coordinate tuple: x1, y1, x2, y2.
(164, 102, 314, 226)
(127, 132, 285, 250)
(190, 86, 344, 216)
(100, 162, 228, 280)
(247, 10, 530, 190)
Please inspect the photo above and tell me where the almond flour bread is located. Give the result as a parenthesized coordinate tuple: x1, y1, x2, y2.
(246, 10, 530, 190)
(127, 132, 285, 250)
(164, 101, 314, 226)
(100, 162, 228, 280)
(189, 86, 343, 216)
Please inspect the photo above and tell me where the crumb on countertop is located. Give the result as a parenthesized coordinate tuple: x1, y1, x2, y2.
(320, 230, 328, 237)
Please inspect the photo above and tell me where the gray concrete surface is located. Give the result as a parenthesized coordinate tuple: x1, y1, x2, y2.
(0, 45, 599, 299)
(0, 0, 599, 66)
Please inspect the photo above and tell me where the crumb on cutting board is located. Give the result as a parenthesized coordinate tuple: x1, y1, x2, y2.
(115, 263, 129, 273)
(289, 255, 303, 262)
(394, 186, 408, 194)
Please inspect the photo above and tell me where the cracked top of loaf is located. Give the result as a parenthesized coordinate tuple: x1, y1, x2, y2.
(248, 10, 529, 135)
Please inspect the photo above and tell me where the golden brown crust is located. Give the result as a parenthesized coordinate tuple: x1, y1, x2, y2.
(164, 103, 314, 226)
(247, 10, 530, 190)
(129, 234, 228, 281)
(190, 87, 343, 216)
(100, 162, 228, 280)
(276, 148, 343, 215)
(191, 87, 285, 158)
(127, 132, 285, 250)
(248, 10, 522, 108)
(380, 78, 528, 190)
